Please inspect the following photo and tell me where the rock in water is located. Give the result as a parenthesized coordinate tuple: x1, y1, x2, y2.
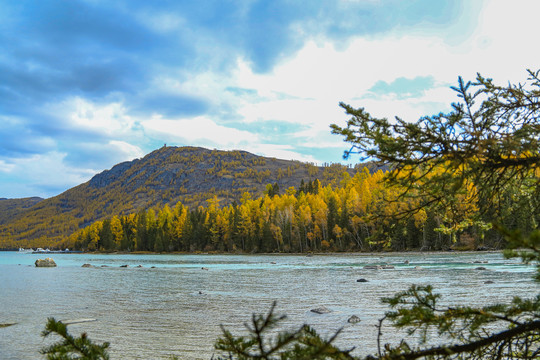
(348, 315, 361, 324)
(81, 263, 93, 268)
(311, 306, 332, 314)
(363, 265, 382, 270)
(356, 278, 369, 282)
(61, 318, 97, 325)
(35, 258, 57, 267)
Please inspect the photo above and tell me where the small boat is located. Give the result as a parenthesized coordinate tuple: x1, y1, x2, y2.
(32, 248, 51, 254)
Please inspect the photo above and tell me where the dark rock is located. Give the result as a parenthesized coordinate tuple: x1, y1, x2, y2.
(311, 306, 332, 314)
(484, 280, 494, 284)
(101, 265, 109, 267)
(201, 267, 209, 270)
(120, 264, 129, 268)
(151, 266, 156, 268)
(35, 258, 57, 267)
(363, 265, 382, 270)
(136, 265, 143, 268)
(475, 266, 487, 270)
(356, 278, 369, 282)
(348, 315, 361, 324)
(404, 260, 410, 264)
(81, 263, 93, 268)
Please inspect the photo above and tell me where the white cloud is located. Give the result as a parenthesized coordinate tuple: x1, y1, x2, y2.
(47, 97, 135, 137)
(141, 115, 258, 147)
(3, 152, 96, 198)
(0, 160, 15, 173)
(249, 144, 319, 163)
(108, 140, 145, 160)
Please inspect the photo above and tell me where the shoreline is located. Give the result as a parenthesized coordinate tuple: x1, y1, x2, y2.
(79, 249, 504, 256)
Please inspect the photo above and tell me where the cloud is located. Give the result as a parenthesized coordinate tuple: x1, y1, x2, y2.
(141, 116, 259, 148)
(63, 141, 144, 170)
(0, 151, 96, 198)
(0, 160, 15, 173)
(130, 92, 210, 118)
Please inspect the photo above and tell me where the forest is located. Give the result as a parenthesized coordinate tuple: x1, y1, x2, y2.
(63, 164, 538, 253)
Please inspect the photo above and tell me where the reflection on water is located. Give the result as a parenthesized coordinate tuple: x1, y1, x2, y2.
(0, 252, 536, 359)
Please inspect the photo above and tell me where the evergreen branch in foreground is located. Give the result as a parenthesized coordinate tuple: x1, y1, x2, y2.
(40, 317, 110, 360)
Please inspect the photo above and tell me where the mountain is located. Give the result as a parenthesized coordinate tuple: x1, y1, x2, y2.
(0, 197, 44, 225)
(0, 146, 358, 248)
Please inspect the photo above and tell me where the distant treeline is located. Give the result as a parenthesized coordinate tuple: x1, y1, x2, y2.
(63, 167, 537, 253)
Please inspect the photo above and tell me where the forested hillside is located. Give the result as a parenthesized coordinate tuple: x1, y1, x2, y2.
(0, 146, 358, 249)
(0, 197, 43, 225)
(63, 164, 538, 253)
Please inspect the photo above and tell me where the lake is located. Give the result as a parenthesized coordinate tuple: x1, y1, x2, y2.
(0, 251, 537, 359)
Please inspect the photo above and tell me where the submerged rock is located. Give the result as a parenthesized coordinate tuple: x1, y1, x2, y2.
(35, 258, 57, 267)
(348, 315, 361, 324)
(311, 306, 332, 314)
(363, 265, 382, 270)
(61, 318, 97, 325)
(475, 266, 487, 270)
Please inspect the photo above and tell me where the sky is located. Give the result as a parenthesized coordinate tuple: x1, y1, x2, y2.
(1, 0, 539, 199)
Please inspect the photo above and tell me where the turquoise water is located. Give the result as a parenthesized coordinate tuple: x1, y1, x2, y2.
(0, 251, 537, 359)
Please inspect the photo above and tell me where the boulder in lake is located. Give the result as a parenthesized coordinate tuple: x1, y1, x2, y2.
(35, 258, 56, 267)
(311, 306, 332, 314)
(120, 264, 129, 268)
(484, 280, 494, 284)
(475, 266, 487, 270)
(348, 315, 361, 324)
(81, 263, 93, 268)
(356, 278, 369, 282)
